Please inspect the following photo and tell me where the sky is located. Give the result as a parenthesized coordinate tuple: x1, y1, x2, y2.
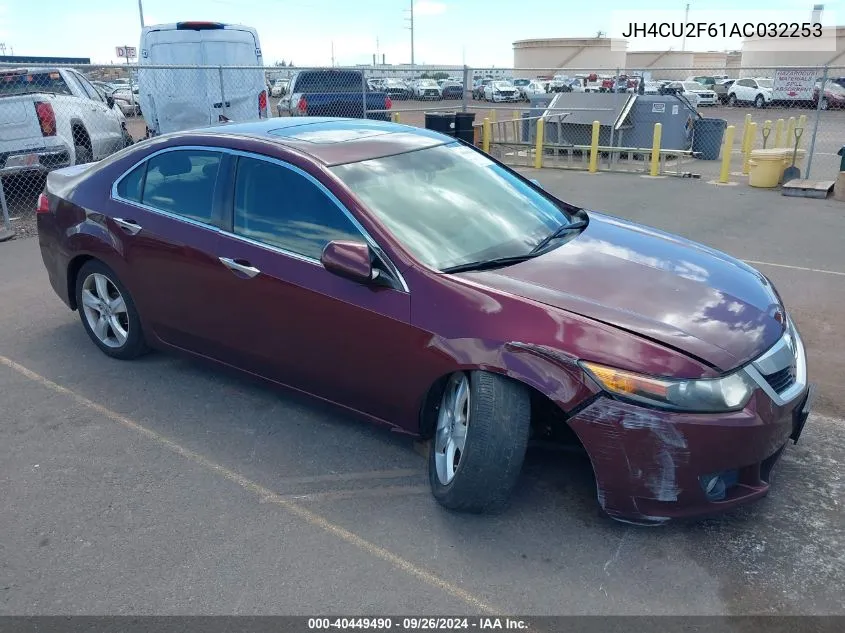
(0, 0, 840, 67)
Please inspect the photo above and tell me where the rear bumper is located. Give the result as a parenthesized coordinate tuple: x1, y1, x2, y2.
(568, 386, 814, 525)
(0, 146, 72, 175)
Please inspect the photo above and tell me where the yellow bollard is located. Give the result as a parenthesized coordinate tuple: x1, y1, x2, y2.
(797, 114, 807, 147)
(482, 117, 491, 153)
(534, 118, 545, 169)
(774, 118, 784, 148)
(741, 113, 752, 153)
(786, 116, 796, 147)
(743, 121, 757, 174)
(588, 120, 600, 173)
(391, 112, 400, 123)
(649, 122, 662, 177)
(719, 125, 736, 183)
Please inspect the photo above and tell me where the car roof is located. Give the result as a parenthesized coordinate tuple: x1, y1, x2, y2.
(192, 117, 452, 166)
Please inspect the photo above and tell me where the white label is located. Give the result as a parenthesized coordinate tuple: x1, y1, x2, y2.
(773, 69, 816, 100)
(652, 102, 666, 113)
(672, 104, 679, 115)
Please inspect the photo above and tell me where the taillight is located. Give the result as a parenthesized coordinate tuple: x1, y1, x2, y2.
(384, 96, 392, 110)
(35, 101, 56, 136)
(297, 96, 307, 114)
(258, 90, 267, 117)
(36, 193, 50, 214)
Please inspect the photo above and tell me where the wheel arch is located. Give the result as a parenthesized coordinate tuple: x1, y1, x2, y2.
(415, 346, 597, 441)
(69, 119, 92, 150)
(66, 253, 96, 310)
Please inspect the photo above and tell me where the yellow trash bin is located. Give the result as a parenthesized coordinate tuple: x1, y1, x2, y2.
(748, 149, 788, 188)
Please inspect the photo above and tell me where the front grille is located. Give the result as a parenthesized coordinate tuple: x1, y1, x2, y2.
(763, 365, 795, 393)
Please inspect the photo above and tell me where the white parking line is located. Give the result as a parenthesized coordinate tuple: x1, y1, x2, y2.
(0, 354, 500, 615)
(744, 260, 845, 277)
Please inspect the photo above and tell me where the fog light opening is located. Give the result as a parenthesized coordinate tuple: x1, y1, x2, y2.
(699, 470, 738, 501)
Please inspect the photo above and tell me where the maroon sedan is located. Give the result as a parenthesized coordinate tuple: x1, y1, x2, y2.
(36, 118, 813, 524)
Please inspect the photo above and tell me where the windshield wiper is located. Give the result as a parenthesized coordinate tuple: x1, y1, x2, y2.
(441, 254, 539, 274)
(528, 219, 588, 255)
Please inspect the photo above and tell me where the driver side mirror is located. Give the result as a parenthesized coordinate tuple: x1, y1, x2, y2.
(106, 94, 115, 109)
(321, 240, 376, 284)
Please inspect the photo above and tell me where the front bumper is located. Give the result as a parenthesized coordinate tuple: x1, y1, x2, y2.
(492, 93, 520, 102)
(569, 319, 812, 524)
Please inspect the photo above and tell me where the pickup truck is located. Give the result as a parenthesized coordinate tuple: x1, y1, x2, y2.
(0, 67, 132, 177)
(713, 79, 735, 104)
(277, 69, 391, 120)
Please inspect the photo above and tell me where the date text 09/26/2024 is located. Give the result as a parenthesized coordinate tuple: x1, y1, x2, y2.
(621, 22, 823, 38)
(307, 618, 529, 630)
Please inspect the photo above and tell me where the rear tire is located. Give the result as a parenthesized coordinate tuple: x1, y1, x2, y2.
(121, 127, 134, 148)
(428, 371, 531, 514)
(75, 260, 149, 360)
(821, 97, 829, 110)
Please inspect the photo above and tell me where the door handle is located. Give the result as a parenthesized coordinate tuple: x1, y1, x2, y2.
(219, 257, 261, 278)
(113, 218, 142, 235)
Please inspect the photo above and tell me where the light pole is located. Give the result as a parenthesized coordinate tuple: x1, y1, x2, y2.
(138, 0, 145, 28)
(405, 0, 415, 66)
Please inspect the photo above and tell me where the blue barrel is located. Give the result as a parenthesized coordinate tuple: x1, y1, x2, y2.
(692, 118, 727, 160)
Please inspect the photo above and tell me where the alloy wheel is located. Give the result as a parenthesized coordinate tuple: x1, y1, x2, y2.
(434, 373, 471, 485)
(80, 273, 129, 348)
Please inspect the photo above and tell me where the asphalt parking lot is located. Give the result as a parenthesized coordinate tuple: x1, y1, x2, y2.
(1, 168, 843, 617)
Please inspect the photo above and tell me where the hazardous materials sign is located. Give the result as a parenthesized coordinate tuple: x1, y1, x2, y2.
(773, 69, 816, 100)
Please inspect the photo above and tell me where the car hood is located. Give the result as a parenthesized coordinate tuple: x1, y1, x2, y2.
(463, 213, 785, 371)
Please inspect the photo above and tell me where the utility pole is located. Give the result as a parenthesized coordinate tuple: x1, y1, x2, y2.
(405, 0, 415, 66)
(681, 3, 690, 51)
(0, 43, 6, 56)
(331, 41, 335, 67)
(138, 0, 145, 28)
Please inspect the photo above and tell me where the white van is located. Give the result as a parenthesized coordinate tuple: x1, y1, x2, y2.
(138, 21, 268, 136)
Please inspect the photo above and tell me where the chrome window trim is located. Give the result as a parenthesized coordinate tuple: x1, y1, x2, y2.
(110, 144, 409, 293)
(742, 317, 807, 407)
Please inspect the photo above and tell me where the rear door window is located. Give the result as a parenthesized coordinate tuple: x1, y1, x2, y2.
(233, 156, 363, 260)
(140, 150, 222, 224)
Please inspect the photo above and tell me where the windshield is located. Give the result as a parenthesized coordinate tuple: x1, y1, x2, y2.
(419, 79, 438, 86)
(493, 81, 513, 89)
(513, 79, 530, 86)
(757, 79, 773, 88)
(683, 82, 705, 90)
(331, 143, 574, 271)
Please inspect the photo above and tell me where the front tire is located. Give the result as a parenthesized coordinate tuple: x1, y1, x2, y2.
(428, 371, 531, 514)
(75, 260, 149, 360)
(728, 93, 738, 107)
(821, 97, 829, 110)
(754, 94, 765, 108)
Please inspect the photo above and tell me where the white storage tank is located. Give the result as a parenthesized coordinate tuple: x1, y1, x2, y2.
(513, 38, 627, 79)
(625, 51, 695, 80)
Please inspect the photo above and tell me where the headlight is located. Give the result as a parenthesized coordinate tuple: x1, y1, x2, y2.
(580, 361, 755, 412)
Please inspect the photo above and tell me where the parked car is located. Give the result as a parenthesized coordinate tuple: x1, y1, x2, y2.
(813, 80, 845, 109)
(662, 82, 702, 108)
(685, 75, 717, 87)
(138, 21, 268, 136)
(728, 77, 773, 108)
(413, 79, 442, 100)
(278, 69, 391, 119)
(512, 78, 531, 96)
(380, 78, 413, 100)
(483, 81, 520, 102)
(521, 81, 547, 99)
(36, 117, 813, 524)
(270, 79, 289, 98)
(667, 81, 717, 106)
(439, 81, 463, 100)
(0, 67, 132, 178)
(643, 81, 662, 95)
(473, 78, 493, 100)
(713, 79, 735, 104)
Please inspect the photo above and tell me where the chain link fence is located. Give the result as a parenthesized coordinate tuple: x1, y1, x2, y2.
(2, 61, 845, 239)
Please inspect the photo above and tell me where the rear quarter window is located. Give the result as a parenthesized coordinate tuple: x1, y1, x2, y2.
(0, 71, 73, 96)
